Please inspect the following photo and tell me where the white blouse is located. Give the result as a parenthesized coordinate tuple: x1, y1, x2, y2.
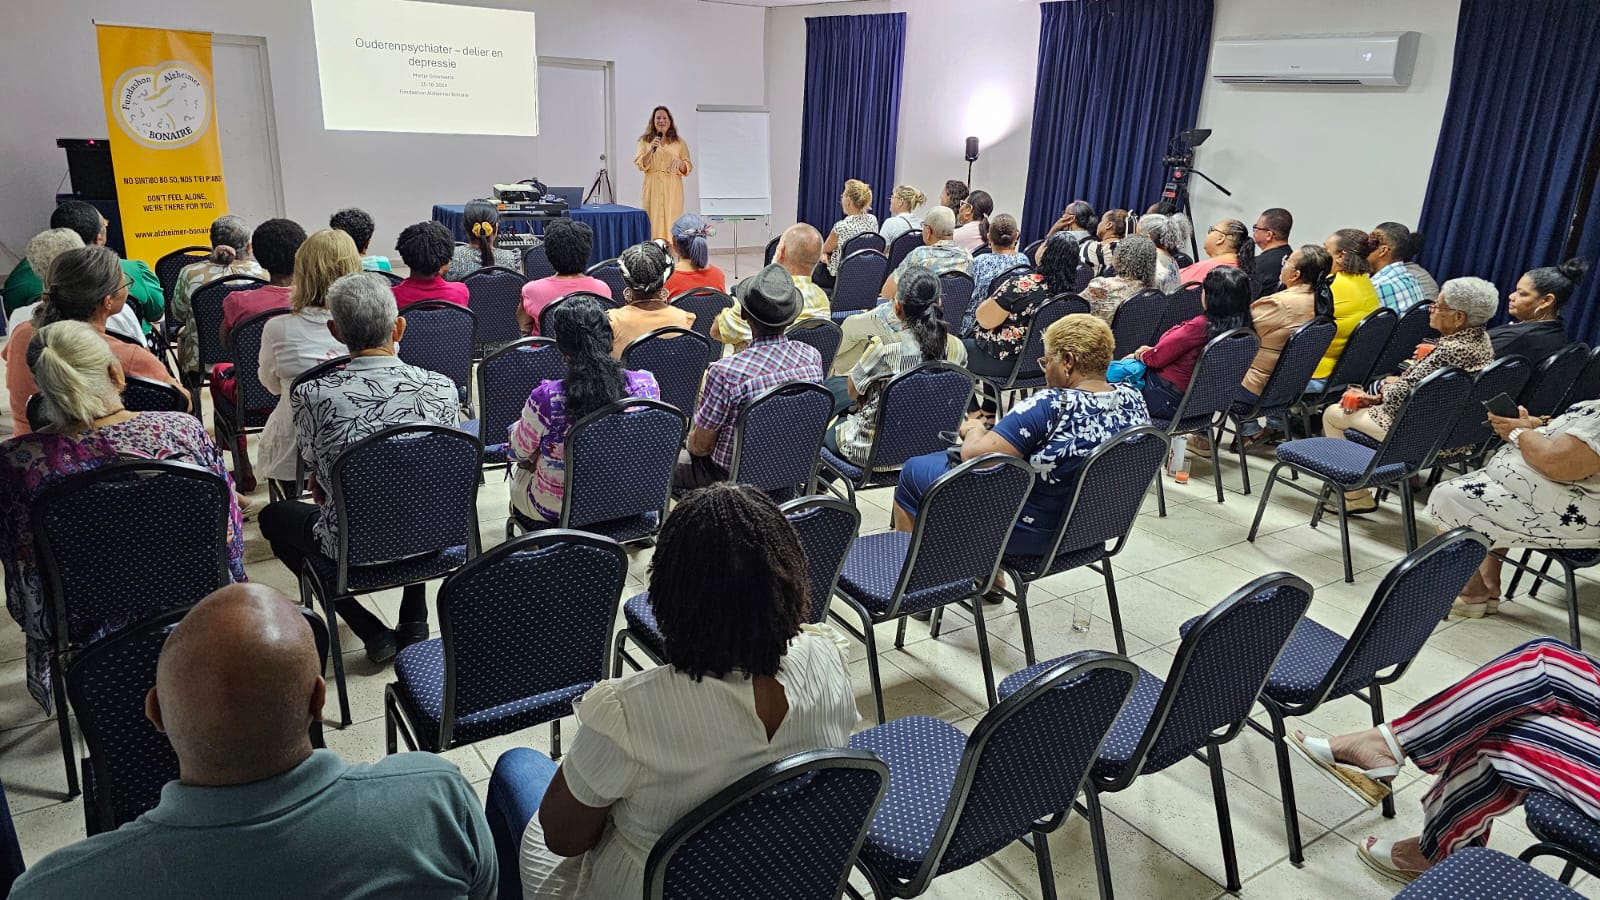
(254, 308, 347, 482)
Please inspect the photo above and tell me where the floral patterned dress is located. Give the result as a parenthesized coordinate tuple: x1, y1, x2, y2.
(973, 273, 1055, 361)
(0, 411, 246, 711)
(508, 371, 660, 522)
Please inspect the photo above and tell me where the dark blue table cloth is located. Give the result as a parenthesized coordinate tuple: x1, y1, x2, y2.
(431, 203, 650, 267)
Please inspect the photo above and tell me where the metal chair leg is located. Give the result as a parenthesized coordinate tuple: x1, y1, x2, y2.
(1236, 417, 1254, 496)
(1370, 684, 1396, 820)
(551, 718, 562, 760)
(1333, 489, 1355, 583)
(1014, 580, 1037, 666)
(1264, 706, 1304, 865)
(51, 654, 79, 798)
(1211, 424, 1227, 505)
(1246, 463, 1287, 543)
(1083, 788, 1115, 900)
(1400, 478, 1418, 553)
(1206, 744, 1243, 893)
(1565, 562, 1583, 651)
(1156, 472, 1167, 518)
(1507, 549, 1533, 598)
(855, 609, 886, 725)
(971, 596, 998, 708)
(1532, 555, 1556, 599)
(1033, 829, 1059, 900)
(1102, 562, 1128, 655)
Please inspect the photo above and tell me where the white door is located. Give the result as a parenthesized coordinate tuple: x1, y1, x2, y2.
(212, 34, 285, 229)
(535, 59, 612, 199)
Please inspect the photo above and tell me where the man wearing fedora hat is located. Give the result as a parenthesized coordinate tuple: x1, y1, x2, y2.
(676, 262, 826, 490)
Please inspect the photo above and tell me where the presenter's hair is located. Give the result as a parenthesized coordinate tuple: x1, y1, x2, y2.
(50, 200, 105, 246)
(640, 106, 679, 142)
(986, 214, 1020, 249)
(671, 214, 711, 270)
(207, 216, 251, 265)
(290, 230, 362, 314)
(464, 200, 500, 268)
(543, 220, 594, 276)
(28, 320, 121, 431)
(395, 222, 456, 275)
(329, 208, 378, 254)
(34, 245, 124, 329)
(842, 179, 873, 213)
(252, 219, 309, 279)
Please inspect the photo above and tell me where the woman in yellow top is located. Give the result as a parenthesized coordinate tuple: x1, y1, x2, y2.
(634, 106, 692, 242)
(1310, 228, 1383, 384)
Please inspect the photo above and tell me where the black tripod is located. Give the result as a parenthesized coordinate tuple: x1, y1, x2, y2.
(584, 154, 613, 205)
(1161, 165, 1232, 262)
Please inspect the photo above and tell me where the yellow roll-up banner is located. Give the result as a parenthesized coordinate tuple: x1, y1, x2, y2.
(95, 23, 227, 263)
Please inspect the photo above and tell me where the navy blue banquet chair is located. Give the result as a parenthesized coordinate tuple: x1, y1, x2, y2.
(1108, 288, 1168, 359)
(887, 231, 923, 270)
(1150, 328, 1260, 514)
(786, 318, 844, 374)
(647, 750, 890, 900)
(522, 243, 556, 281)
(1405, 847, 1585, 899)
(1070, 263, 1094, 294)
(1521, 791, 1600, 884)
(669, 286, 734, 360)
(842, 231, 887, 259)
(33, 460, 234, 796)
(1294, 307, 1397, 437)
(536, 291, 610, 337)
(1498, 546, 1600, 650)
(1153, 282, 1204, 336)
(764, 235, 781, 266)
(621, 327, 714, 417)
(398, 300, 477, 406)
(829, 250, 891, 322)
(385, 530, 627, 759)
(1247, 365, 1474, 582)
(217, 307, 289, 462)
(462, 265, 528, 352)
(585, 258, 629, 307)
(832, 454, 1033, 722)
(937, 270, 975, 329)
(972, 295, 1089, 415)
(279, 355, 351, 500)
(1556, 344, 1600, 416)
(1371, 301, 1440, 378)
(377, 270, 405, 286)
(1039, 573, 1313, 898)
(475, 337, 565, 466)
(1427, 355, 1532, 476)
(121, 374, 191, 413)
(1217, 318, 1336, 495)
(1521, 344, 1591, 418)
(1243, 529, 1488, 865)
(154, 245, 211, 368)
(507, 398, 688, 545)
(614, 494, 860, 673)
(1021, 239, 1045, 264)
(300, 424, 483, 727)
(985, 426, 1168, 657)
(187, 274, 268, 390)
(843, 652, 1138, 900)
(726, 381, 834, 498)
(817, 361, 974, 506)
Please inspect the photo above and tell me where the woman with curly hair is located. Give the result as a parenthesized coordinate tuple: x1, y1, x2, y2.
(517, 483, 858, 899)
(391, 221, 469, 310)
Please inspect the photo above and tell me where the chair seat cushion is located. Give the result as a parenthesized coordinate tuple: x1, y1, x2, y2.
(392, 639, 591, 747)
(1002, 544, 1105, 581)
(848, 715, 967, 883)
(1151, 414, 1214, 436)
(621, 592, 666, 658)
(1551, 548, 1600, 568)
(1275, 437, 1406, 488)
(837, 532, 975, 616)
(514, 509, 659, 543)
(1394, 847, 1583, 899)
(998, 655, 1165, 781)
(819, 445, 901, 486)
(1524, 791, 1600, 859)
(305, 545, 468, 594)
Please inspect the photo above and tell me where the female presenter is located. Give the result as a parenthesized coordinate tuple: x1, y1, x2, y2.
(635, 106, 692, 242)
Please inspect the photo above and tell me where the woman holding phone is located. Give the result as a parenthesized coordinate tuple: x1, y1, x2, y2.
(634, 106, 692, 242)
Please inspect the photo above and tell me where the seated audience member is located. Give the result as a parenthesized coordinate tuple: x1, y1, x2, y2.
(878, 185, 927, 244)
(255, 230, 360, 493)
(1294, 638, 1600, 884)
(713, 224, 830, 351)
(0, 320, 244, 714)
(3, 246, 186, 435)
(1251, 208, 1294, 297)
(1180, 219, 1256, 286)
(392, 221, 470, 310)
(878, 206, 971, 301)
(1047, 200, 1098, 244)
(1129, 266, 1256, 424)
(329, 207, 392, 272)
(963, 233, 1079, 384)
(4, 229, 85, 334)
(1136, 213, 1185, 294)
(607, 240, 695, 357)
(664, 214, 726, 295)
(952, 190, 994, 253)
(171, 215, 266, 377)
(1490, 258, 1588, 363)
(520, 220, 611, 336)
(2, 201, 162, 335)
(1322, 277, 1497, 513)
(509, 295, 660, 525)
(1080, 208, 1130, 274)
(1401, 235, 1441, 303)
(1236, 245, 1334, 445)
(965, 214, 1028, 310)
(449, 199, 523, 281)
(259, 273, 459, 663)
(679, 265, 825, 489)
(1081, 234, 1160, 323)
(940, 179, 969, 215)
(1310, 229, 1384, 388)
(835, 262, 968, 374)
(828, 268, 967, 450)
(894, 314, 1148, 558)
(9, 583, 495, 899)
(814, 179, 879, 290)
(1368, 222, 1428, 313)
(519, 483, 857, 900)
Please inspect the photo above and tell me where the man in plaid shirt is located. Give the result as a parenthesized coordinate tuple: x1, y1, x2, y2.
(675, 263, 824, 489)
(1369, 222, 1428, 313)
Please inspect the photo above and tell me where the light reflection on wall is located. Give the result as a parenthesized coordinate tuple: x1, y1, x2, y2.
(963, 83, 1019, 150)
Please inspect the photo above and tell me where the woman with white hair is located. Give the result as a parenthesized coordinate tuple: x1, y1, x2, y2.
(4, 229, 84, 331)
(1137, 213, 1185, 293)
(879, 185, 927, 245)
(170, 215, 267, 376)
(1081, 234, 1160, 323)
(1321, 276, 1499, 513)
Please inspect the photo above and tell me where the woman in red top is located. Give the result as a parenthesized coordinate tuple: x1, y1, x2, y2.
(391, 221, 470, 310)
(1132, 266, 1255, 420)
(664, 214, 726, 296)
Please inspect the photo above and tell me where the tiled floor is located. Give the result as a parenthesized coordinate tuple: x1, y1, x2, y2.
(5, 254, 1600, 897)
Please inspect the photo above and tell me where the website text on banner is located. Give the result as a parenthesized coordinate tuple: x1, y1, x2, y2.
(95, 24, 228, 263)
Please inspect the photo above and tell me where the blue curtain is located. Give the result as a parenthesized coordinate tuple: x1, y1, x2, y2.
(797, 13, 906, 233)
(1415, 0, 1600, 339)
(1021, 0, 1214, 242)
(1571, 182, 1600, 343)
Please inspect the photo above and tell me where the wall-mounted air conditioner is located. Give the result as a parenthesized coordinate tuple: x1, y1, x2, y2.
(1211, 32, 1421, 87)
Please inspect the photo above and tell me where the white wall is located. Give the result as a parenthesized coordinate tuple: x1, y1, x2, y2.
(0, 0, 765, 265)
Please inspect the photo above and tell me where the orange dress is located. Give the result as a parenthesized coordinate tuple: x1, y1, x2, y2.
(635, 138, 692, 242)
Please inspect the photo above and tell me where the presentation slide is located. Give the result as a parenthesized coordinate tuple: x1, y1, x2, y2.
(310, 0, 538, 137)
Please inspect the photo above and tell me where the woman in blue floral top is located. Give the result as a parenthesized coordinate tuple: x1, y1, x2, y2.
(963, 233, 1081, 383)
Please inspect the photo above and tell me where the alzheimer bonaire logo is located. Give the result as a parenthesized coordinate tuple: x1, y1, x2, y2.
(112, 61, 211, 150)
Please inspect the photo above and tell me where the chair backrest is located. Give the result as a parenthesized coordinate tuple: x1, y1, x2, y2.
(858, 362, 975, 475)
(971, 245, 991, 257)
(562, 399, 688, 530)
(938, 270, 976, 328)
(522, 243, 556, 281)
(842, 232, 887, 258)
(779, 495, 861, 625)
(33, 461, 232, 649)
(1372, 302, 1439, 378)
(1318, 307, 1398, 396)
(1558, 344, 1600, 416)
(763, 235, 781, 266)
(121, 375, 190, 414)
(462, 266, 527, 348)
(1126, 573, 1313, 779)
(1154, 282, 1204, 335)
(831, 250, 891, 316)
(227, 308, 290, 423)
(154, 246, 210, 306)
(1042, 426, 1168, 566)
(538, 291, 610, 337)
(290, 354, 351, 394)
(1522, 343, 1591, 417)
(1369, 365, 1476, 476)
(645, 750, 889, 900)
(585, 259, 628, 305)
(785, 319, 844, 375)
(1439, 355, 1533, 455)
(398, 300, 478, 402)
(328, 425, 482, 572)
(669, 288, 734, 346)
(1109, 289, 1169, 359)
(1251, 318, 1339, 413)
(1021, 239, 1044, 262)
(191, 275, 268, 369)
(729, 381, 834, 495)
(1009, 295, 1091, 384)
(437, 531, 628, 747)
(1164, 328, 1260, 429)
(926, 653, 1139, 881)
(887, 230, 923, 270)
(1073, 263, 1096, 294)
(377, 270, 405, 286)
(477, 338, 566, 453)
(892, 454, 1032, 615)
(621, 327, 714, 417)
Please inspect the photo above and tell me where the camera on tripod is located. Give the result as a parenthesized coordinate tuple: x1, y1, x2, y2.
(1162, 128, 1212, 168)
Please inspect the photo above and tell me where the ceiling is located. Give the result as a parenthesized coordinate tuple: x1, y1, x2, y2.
(704, 0, 868, 6)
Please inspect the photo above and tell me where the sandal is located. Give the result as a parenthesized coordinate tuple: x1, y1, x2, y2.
(1449, 595, 1501, 618)
(1357, 837, 1425, 885)
(1323, 496, 1379, 516)
(1289, 724, 1403, 807)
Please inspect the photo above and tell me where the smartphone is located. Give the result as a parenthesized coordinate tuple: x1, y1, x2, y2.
(1483, 393, 1520, 419)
